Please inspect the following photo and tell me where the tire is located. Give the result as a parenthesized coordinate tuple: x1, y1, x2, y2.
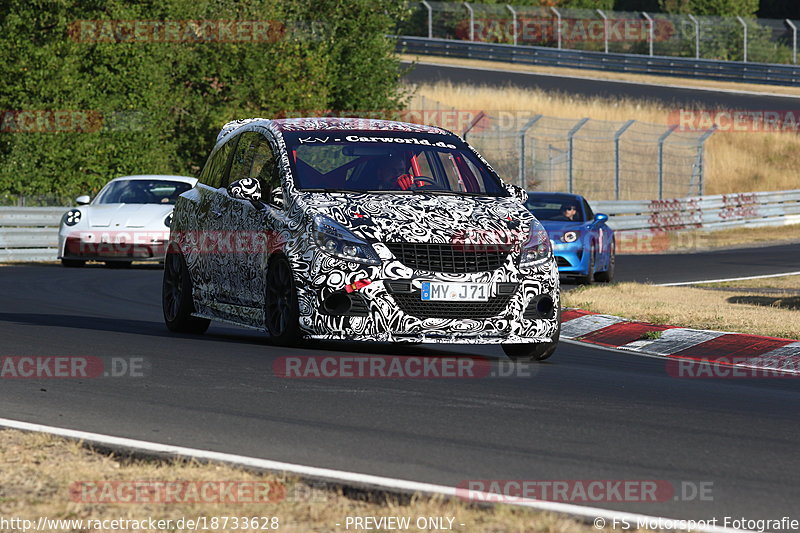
(264, 255, 301, 346)
(576, 244, 596, 285)
(105, 261, 132, 269)
(61, 258, 85, 268)
(503, 319, 561, 362)
(162, 248, 210, 334)
(594, 239, 615, 283)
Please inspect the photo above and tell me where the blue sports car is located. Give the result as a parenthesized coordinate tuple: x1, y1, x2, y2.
(525, 192, 615, 284)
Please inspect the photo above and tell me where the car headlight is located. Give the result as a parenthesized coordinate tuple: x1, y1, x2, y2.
(313, 215, 380, 265)
(63, 209, 82, 226)
(164, 213, 173, 228)
(562, 230, 580, 243)
(519, 220, 552, 267)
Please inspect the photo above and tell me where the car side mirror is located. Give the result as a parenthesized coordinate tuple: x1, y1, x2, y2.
(227, 178, 262, 202)
(594, 213, 609, 223)
(504, 183, 527, 204)
(75, 195, 90, 205)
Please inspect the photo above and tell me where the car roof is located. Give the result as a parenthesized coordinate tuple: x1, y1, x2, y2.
(216, 117, 455, 143)
(110, 175, 198, 185)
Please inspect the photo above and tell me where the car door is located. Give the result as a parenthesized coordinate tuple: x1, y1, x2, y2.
(186, 136, 235, 305)
(209, 131, 277, 312)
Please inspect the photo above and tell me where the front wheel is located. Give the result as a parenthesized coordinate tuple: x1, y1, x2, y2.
(503, 317, 561, 362)
(61, 258, 85, 268)
(264, 255, 301, 346)
(594, 239, 615, 283)
(162, 249, 210, 334)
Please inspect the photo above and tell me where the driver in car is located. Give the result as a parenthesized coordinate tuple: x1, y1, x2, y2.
(376, 154, 429, 191)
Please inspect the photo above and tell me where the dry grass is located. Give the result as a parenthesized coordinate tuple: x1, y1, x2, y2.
(400, 54, 800, 98)
(703, 274, 800, 290)
(562, 283, 800, 339)
(0, 429, 619, 533)
(658, 224, 800, 253)
(409, 81, 800, 195)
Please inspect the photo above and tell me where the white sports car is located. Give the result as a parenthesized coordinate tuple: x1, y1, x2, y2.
(58, 175, 197, 268)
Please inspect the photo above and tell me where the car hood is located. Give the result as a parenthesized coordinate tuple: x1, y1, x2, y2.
(540, 220, 592, 240)
(86, 204, 173, 228)
(300, 192, 534, 244)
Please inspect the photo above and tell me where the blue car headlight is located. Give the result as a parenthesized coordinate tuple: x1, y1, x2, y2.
(519, 219, 552, 267)
(63, 209, 82, 226)
(313, 214, 380, 265)
(562, 230, 580, 243)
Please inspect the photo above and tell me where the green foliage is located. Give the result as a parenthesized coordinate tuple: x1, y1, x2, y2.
(658, 0, 758, 17)
(0, 0, 409, 199)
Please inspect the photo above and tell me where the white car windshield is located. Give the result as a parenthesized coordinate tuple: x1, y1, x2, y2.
(96, 180, 192, 205)
(284, 131, 508, 196)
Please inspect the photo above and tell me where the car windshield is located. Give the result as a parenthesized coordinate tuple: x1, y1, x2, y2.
(525, 194, 586, 222)
(96, 179, 193, 205)
(283, 131, 507, 196)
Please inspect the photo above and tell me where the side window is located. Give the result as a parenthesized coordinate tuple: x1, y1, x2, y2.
(199, 140, 234, 189)
(228, 132, 262, 187)
(251, 137, 282, 205)
(583, 199, 594, 221)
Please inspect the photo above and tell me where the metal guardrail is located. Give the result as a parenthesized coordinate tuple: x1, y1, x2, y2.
(595, 189, 800, 234)
(0, 207, 64, 262)
(1, 192, 798, 261)
(398, 36, 800, 86)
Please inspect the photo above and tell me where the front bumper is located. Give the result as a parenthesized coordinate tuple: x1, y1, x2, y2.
(293, 244, 561, 344)
(552, 241, 589, 275)
(59, 232, 168, 262)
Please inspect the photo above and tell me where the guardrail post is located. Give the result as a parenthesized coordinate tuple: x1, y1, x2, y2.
(464, 2, 474, 41)
(518, 114, 543, 188)
(550, 7, 562, 49)
(613, 120, 635, 201)
(642, 12, 654, 56)
(567, 118, 589, 194)
(687, 14, 700, 59)
(657, 125, 678, 200)
(420, 1, 433, 39)
(695, 125, 716, 196)
(507, 4, 517, 46)
(597, 9, 609, 54)
(787, 19, 797, 64)
(737, 16, 748, 62)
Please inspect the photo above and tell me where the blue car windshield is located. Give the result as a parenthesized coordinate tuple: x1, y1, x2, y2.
(282, 131, 508, 196)
(525, 195, 586, 222)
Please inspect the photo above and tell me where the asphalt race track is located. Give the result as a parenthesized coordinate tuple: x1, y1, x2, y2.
(1, 246, 799, 525)
(402, 61, 800, 110)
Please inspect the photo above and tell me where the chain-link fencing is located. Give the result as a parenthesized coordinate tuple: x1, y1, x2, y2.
(400, 1, 800, 65)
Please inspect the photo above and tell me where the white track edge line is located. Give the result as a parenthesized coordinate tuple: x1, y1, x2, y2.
(405, 59, 800, 100)
(659, 271, 800, 286)
(0, 417, 749, 533)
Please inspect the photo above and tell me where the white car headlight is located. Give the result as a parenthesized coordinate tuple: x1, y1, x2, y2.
(63, 209, 82, 226)
(519, 219, 552, 267)
(312, 215, 380, 265)
(562, 230, 579, 243)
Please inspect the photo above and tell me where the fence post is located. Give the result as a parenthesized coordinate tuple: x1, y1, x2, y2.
(695, 125, 716, 196)
(507, 5, 517, 46)
(642, 12, 654, 56)
(657, 125, 678, 200)
(550, 7, 562, 49)
(420, 0, 433, 39)
(567, 118, 589, 194)
(518, 115, 543, 188)
(597, 9, 609, 53)
(737, 16, 748, 62)
(787, 19, 797, 64)
(687, 14, 699, 59)
(464, 2, 474, 41)
(613, 120, 635, 201)
(462, 111, 487, 140)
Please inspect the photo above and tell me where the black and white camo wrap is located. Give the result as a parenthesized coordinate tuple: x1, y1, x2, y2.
(170, 118, 560, 344)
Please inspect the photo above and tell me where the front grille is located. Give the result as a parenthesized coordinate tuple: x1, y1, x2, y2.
(385, 242, 513, 273)
(390, 292, 514, 319)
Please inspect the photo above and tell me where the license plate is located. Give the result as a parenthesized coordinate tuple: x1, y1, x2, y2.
(421, 282, 490, 302)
